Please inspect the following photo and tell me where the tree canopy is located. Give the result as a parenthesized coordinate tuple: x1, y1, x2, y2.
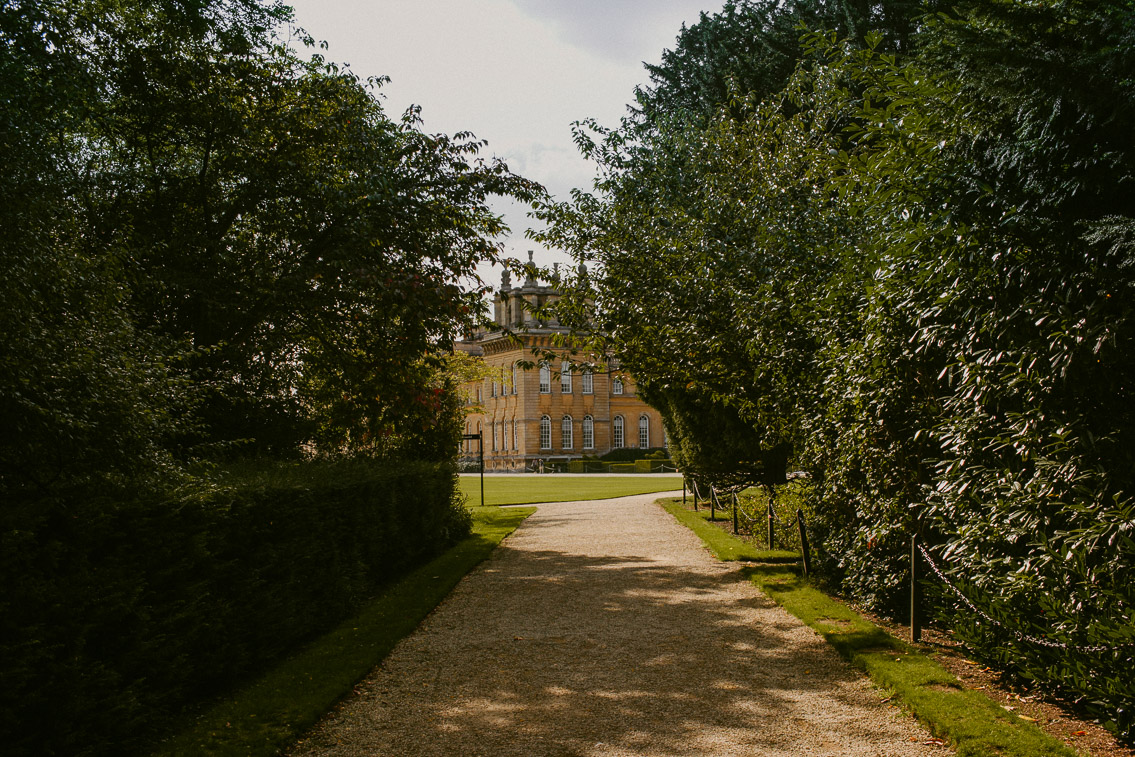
(537, 0, 1135, 737)
(1, 0, 540, 499)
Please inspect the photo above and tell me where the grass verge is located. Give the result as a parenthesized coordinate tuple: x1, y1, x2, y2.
(151, 505, 534, 757)
(661, 498, 1079, 757)
(458, 474, 682, 506)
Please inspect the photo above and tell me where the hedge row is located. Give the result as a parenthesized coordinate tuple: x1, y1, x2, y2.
(0, 459, 470, 756)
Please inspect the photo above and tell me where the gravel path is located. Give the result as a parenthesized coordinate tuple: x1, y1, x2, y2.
(290, 493, 949, 756)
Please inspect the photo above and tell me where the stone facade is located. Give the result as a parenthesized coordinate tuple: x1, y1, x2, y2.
(457, 261, 665, 471)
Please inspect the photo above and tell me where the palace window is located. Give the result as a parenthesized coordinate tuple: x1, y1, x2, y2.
(562, 415, 573, 449)
(639, 415, 650, 449)
(612, 376, 623, 395)
(512, 364, 518, 394)
(540, 415, 551, 449)
(512, 419, 518, 450)
(539, 362, 550, 393)
(581, 369, 593, 394)
(561, 362, 572, 393)
(583, 415, 594, 449)
(613, 415, 624, 448)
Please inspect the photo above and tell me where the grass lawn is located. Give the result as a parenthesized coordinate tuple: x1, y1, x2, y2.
(151, 505, 534, 757)
(661, 498, 1077, 757)
(458, 474, 683, 506)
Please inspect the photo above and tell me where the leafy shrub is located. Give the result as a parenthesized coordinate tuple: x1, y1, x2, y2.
(0, 459, 468, 756)
(597, 447, 668, 462)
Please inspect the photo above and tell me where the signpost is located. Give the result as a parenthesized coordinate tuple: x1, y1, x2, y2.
(462, 433, 484, 507)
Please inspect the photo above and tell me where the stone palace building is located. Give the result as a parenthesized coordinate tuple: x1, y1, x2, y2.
(457, 261, 665, 471)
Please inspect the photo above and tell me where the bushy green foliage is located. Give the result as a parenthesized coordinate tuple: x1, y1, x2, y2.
(594, 446, 668, 462)
(1, 0, 539, 491)
(539, 0, 1135, 737)
(0, 459, 467, 756)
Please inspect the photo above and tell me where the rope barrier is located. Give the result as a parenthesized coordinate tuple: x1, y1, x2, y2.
(917, 543, 1135, 654)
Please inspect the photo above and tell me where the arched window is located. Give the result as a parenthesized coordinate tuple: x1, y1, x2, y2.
(612, 376, 624, 395)
(613, 415, 624, 449)
(562, 415, 573, 449)
(492, 422, 498, 451)
(560, 362, 572, 393)
(539, 362, 550, 393)
(503, 421, 509, 452)
(540, 415, 552, 449)
(583, 415, 594, 449)
(512, 419, 518, 450)
(639, 415, 650, 449)
(512, 363, 518, 394)
(581, 368, 593, 394)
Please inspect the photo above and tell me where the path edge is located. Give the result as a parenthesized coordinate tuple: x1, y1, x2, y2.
(150, 506, 535, 757)
(660, 497, 1080, 757)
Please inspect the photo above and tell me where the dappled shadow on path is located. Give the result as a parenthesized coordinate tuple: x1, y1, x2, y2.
(292, 539, 931, 757)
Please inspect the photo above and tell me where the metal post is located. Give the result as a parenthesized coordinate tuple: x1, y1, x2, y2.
(767, 498, 775, 551)
(710, 487, 716, 521)
(911, 534, 922, 643)
(732, 491, 739, 534)
(693, 481, 699, 512)
(797, 508, 812, 577)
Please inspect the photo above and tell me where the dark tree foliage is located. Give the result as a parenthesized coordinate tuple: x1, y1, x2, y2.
(2, 1, 533, 751)
(0, 0, 540, 497)
(635, 0, 934, 126)
(540, 0, 1135, 737)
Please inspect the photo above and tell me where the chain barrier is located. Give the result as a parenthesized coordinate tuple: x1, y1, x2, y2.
(734, 498, 763, 526)
(717, 487, 800, 549)
(767, 500, 786, 526)
(917, 543, 1135, 654)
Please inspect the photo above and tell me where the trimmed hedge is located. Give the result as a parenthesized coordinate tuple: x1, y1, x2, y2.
(0, 459, 469, 756)
(567, 459, 674, 473)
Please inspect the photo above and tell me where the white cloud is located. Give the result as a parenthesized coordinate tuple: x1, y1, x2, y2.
(506, 0, 716, 63)
(284, 0, 723, 280)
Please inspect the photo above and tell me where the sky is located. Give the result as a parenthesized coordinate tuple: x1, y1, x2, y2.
(283, 0, 725, 287)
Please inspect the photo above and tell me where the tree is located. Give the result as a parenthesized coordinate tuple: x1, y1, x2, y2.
(635, 0, 935, 127)
(1, 0, 543, 493)
(543, 0, 1135, 733)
